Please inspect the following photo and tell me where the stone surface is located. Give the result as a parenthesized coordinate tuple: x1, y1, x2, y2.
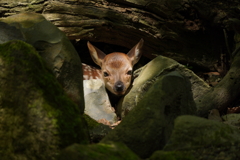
(83, 114, 111, 143)
(0, 40, 89, 160)
(0, 22, 24, 43)
(58, 142, 140, 160)
(84, 79, 117, 125)
(163, 115, 240, 160)
(121, 55, 209, 118)
(222, 113, 240, 128)
(0, 13, 84, 113)
(102, 70, 196, 158)
(149, 150, 195, 160)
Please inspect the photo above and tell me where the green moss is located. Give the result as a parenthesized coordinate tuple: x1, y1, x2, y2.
(150, 151, 196, 160)
(167, 116, 239, 149)
(83, 114, 100, 129)
(58, 142, 140, 160)
(0, 40, 89, 148)
(162, 116, 240, 159)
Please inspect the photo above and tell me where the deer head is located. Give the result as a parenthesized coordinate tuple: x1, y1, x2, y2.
(86, 39, 144, 96)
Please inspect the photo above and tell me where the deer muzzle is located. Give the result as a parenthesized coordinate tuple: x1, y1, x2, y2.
(113, 81, 125, 93)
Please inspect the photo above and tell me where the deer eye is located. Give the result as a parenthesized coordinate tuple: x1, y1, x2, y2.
(103, 72, 109, 77)
(127, 70, 132, 75)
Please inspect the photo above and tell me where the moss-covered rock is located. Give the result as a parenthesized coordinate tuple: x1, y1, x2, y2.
(83, 114, 111, 143)
(102, 71, 196, 158)
(149, 151, 196, 160)
(58, 141, 140, 160)
(0, 21, 25, 43)
(0, 40, 89, 160)
(164, 115, 240, 160)
(122, 55, 209, 118)
(222, 113, 240, 128)
(0, 13, 84, 113)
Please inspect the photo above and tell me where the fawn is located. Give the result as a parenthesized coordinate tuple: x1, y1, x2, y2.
(82, 39, 144, 97)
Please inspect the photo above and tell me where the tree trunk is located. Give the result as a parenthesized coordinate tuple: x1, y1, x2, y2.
(196, 32, 240, 117)
(1, 0, 239, 68)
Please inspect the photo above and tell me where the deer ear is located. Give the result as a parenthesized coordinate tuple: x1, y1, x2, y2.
(127, 38, 144, 65)
(87, 41, 106, 67)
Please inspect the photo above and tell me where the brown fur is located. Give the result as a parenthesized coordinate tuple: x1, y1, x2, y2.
(86, 39, 144, 96)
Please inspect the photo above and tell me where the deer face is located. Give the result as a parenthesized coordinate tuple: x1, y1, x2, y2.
(87, 39, 144, 96)
(100, 52, 133, 95)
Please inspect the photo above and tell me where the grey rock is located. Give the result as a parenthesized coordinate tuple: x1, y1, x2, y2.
(84, 79, 117, 125)
(0, 40, 89, 160)
(121, 55, 209, 118)
(58, 142, 139, 160)
(102, 70, 196, 158)
(222, 113, 240, 128)
(0, 13, 84, 112)
(0, 22, 24, 44)
(163, 115, 240, 160)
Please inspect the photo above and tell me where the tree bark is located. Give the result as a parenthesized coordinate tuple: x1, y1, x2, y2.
(196, 32, 240, 117)
(1, 0, 239, 69)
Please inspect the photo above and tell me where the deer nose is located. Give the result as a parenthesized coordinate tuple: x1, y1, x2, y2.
(114, 81, 125, 92)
